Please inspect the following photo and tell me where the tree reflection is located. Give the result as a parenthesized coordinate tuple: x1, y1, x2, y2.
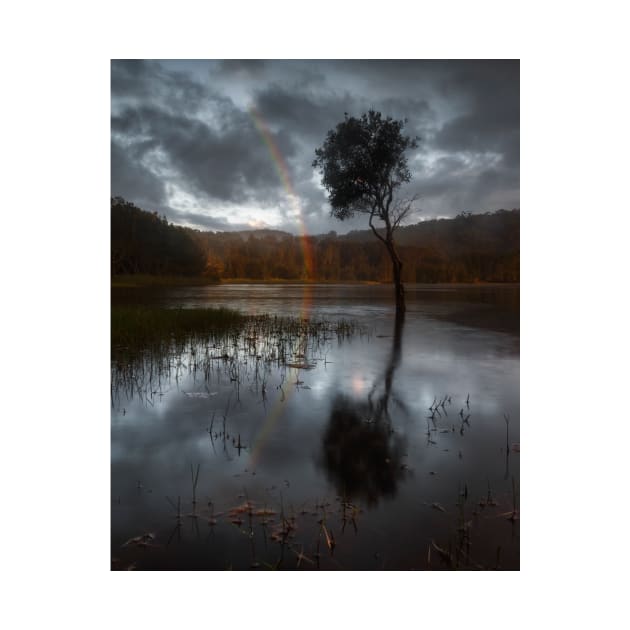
(367, 313, 406, 424)
(321, 314, 408, 505)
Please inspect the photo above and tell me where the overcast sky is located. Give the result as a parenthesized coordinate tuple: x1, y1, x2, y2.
(111, 59, 519, 234)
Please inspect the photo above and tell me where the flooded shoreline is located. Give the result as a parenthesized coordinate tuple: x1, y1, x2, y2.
(112, 284, 519, 570)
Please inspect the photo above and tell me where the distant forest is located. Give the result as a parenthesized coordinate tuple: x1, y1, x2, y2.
(111, 197, 519, 283)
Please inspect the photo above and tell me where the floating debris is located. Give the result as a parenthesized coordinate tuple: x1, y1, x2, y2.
(285, 362, 316, 370)
(322, 523, 336, 551)
(292, 546, 315, 567)
(254, 508, 277, 517)
(122, 532, 157, 548)
(431, 540, 451, 563)
(228, 501, 255, 516)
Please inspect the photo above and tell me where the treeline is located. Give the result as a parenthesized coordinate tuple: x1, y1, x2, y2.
(112, 198, 519, 283)
(111, 197, 206, 276)
(191, 209, 519, 283)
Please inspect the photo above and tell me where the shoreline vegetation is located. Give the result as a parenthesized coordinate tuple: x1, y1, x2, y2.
(112, 304, 358, 352)
(110, 274, 385, 288)
(112, 275, 519, 289)
(111, 198, 519, 285)
(112, 305, 247, 350)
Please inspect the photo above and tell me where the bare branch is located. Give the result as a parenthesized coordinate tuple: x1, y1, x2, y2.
(391, 194, 421, 231)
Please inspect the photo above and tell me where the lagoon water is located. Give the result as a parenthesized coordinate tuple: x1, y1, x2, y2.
(111, 284, 519, 570)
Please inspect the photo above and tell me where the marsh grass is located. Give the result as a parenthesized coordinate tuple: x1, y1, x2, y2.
(116, 474, 518, 570)
(112, 305, 246, 350)
(112, 305, 357, 351)
(111, 305, 360, 408)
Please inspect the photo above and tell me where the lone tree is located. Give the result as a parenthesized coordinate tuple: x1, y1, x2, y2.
(313, 110, 418, 315)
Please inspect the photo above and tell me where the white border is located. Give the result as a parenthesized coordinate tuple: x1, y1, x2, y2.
(3, 1, 628, 628)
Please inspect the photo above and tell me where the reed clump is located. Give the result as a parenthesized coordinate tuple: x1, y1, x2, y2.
(112, 306, 358, 353)
(111, 305, 361, 406)
(112, 305, 247, 350)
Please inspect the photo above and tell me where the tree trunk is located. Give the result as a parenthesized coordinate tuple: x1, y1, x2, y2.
(387, 238, 405, 315)
(392, 258, 405, 315)
(369, 212, 406, 315)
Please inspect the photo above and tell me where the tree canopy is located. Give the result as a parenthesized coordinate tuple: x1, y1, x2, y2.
(313, 110, 418, 222)
(313, 110, 419, 314)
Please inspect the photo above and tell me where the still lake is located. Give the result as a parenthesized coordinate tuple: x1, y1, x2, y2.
(111, 283, 519, 570)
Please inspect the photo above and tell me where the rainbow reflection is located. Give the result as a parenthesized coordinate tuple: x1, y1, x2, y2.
(247, 107, 318, 467)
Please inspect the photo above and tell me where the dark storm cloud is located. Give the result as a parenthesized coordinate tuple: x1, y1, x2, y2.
(110, 139, 167, 208)
(111, 60, 519, 233)
(112, 59, 207, 114)
(217, 59, 267, 75)
(324, 59, 520, 205)
(253, 83, 337, 138)
(432, 60, 519, 160)
(252, 82, 436, 142)
(112, 104, 289, 202)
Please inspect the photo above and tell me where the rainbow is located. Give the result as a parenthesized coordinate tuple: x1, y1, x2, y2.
(248, 105, 314, 280)
(246, 107, 319, 466)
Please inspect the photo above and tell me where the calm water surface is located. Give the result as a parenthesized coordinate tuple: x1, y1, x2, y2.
(111, 284, 519, 570)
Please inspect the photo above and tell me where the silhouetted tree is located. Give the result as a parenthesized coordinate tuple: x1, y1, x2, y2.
(313, 111, 419, 314)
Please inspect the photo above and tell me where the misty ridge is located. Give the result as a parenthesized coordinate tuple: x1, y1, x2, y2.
(111, 197, 519, 283)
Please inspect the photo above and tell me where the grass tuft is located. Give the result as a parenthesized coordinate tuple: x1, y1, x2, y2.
(112, 305, 246, 350)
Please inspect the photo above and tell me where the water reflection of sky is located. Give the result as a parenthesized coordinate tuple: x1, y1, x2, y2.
(112, 284, 519, 569)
